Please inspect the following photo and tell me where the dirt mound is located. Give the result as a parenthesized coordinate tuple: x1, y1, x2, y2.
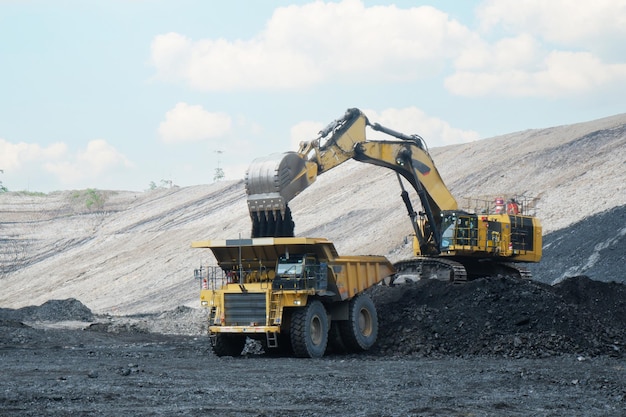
(369, 275, 626, 358)
(0, 298, 94, 323)
(86, 305, 207, 336)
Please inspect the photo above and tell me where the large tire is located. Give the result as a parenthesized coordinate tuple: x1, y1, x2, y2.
(290, 300, 329, 358)
(339, 294, 378, 352)
(211, 333, 246, 357)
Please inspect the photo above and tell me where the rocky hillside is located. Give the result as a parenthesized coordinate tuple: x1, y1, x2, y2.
(1, 113, 625, 314)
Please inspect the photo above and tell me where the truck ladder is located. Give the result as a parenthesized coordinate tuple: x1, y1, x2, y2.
(266, 332, 278, 348)
(268, 291, 281, 325)
(266, 292, 282, 348)
(208, 306, 217, 326)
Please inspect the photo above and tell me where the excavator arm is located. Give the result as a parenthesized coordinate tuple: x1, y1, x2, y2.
(245, 108, 458, 254)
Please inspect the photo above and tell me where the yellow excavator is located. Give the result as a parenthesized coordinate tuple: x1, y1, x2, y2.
(245, 108, 542, 281)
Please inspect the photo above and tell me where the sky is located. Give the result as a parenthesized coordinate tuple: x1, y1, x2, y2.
(1, 0, 625, 193)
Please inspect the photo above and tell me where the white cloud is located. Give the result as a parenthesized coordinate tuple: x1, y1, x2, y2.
(362, 107, 480, 147)
(223, 162, 249, 182)
(446, 50, 626, 97)
(150, 32, 193, 81)
(0, 139, 66, 171)
(442, 1, 626, 98)
(0, 138, 132, 190)
(477, 0, 626, 50)
(158, 102, 232, 143)
(147, 1, 626, 100)
(44, 140, 133, 185)
(290, 121, 324, 151)
(455, 34, 540, 72)
(149, 0, 475, 90)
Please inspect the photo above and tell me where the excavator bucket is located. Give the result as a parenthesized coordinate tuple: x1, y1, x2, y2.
(245, 152, 317, 237)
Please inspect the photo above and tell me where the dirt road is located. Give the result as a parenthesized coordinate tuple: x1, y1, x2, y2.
(1, 324, 624, 417)
(2, 275, 625, 416)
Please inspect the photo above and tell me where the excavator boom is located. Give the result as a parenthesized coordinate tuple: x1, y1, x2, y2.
(245, 108, 457, 251)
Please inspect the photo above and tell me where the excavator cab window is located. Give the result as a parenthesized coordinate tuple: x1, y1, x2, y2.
(440, 212, 478, 249)
(441, 214, 457, 250)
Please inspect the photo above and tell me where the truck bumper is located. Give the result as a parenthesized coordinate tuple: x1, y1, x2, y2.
(209, 325, 280, 334)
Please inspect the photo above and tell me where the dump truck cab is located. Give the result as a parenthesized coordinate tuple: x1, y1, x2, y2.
(273, 253, 327, 291)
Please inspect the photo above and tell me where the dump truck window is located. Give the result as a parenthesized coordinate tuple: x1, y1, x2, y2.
(277, 262, 302, 276)
(277, 254, 304, 276)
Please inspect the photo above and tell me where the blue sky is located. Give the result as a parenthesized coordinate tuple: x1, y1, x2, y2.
(1, 0, 625, 192)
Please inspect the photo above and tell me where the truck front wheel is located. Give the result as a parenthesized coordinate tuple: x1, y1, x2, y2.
(340, 294, 378, 352)
(290, 300, 329, 358)
(211, 333, 246, 357)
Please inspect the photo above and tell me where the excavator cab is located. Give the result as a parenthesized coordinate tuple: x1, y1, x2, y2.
(440, 212, 478, 250)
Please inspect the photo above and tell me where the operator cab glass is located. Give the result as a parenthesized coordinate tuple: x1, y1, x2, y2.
(440, 213, 457, 250)
(440, 212, 478, 249)
(277, 254, 304, 276)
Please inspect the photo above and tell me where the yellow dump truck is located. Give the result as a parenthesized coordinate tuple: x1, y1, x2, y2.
(192, 237, 394, 358)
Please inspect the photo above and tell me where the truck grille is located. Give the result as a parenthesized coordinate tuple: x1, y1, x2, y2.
(224, 293, 266, 326)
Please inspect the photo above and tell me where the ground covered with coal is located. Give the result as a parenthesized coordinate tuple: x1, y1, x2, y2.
(530, 204, 626, 285)
(1, 277, 625, 416)
(369, 275, 626, 359)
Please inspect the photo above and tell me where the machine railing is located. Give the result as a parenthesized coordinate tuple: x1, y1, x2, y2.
(272, 263, 328, 291)
(196, 262, 329, 291)
(461, 195, 539, 216)
(194, 265, 227, 290)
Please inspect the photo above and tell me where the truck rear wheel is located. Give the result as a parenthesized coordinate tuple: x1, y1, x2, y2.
(290, 300, 328, 358)
(211, 333, 246, 357)
(340, 294, 378, 352)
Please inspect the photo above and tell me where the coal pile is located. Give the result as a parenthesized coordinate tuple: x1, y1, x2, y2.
(0, 298, 94, 323)
(530, 204, 626, 284)
(369, 275, 626, 358)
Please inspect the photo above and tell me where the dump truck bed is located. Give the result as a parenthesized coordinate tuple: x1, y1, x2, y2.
(192, 237, 394, 300)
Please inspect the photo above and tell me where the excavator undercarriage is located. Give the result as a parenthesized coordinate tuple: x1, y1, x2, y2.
(392, 257, 532, 284)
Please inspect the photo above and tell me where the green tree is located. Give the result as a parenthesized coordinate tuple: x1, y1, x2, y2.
(213, 167, 225, 182)
(85, 188, 106, 210)
(214, 150, 225, 182)
(0, 169, 7, 193)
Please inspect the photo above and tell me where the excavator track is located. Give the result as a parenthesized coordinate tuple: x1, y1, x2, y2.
(391, 258, 532, 285)
(392, 257, 468, 284)
(499, 262, 532, 280)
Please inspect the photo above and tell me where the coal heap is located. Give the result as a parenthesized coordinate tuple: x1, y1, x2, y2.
(0, 298, 94, 323)
(368, 275, 626, 358)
